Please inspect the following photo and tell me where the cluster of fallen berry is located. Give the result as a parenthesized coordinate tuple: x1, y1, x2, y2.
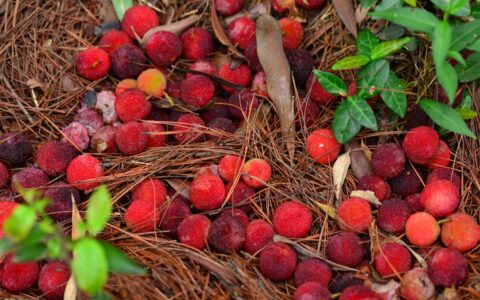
(0, 0, 478, 299)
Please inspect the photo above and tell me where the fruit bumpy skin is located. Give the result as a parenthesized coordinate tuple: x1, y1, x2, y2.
(208, 215, 246, 253)
(377, 198, 411, 234)
(244, 40, 262, 73)
(146, 31, 183, 67)
(241, 158, 272, 189)
(243, 219, 275, 255)
(428, 248, 468, 286)
(295, 98, 320, 128)
(227, 89, 259, 119)
(227, 16, 256, 49)
(180, 75, 215, 108)
(371, 143, 406, 179)
(294, 258, 332, 287)
(219, 208, 249, 228)
(91, 125, 117, 153)
(399, 268, 435, 300)
(137, 68, 167, 98)
(181, 27, 215, 60)
(35, 141, 77, 176)
(279, 18, 304, 49)
(143, 121, 167, 148)
(295, 0, 325, 10)
(131, 178, 167, 208)
(177, 214, 211, 250)
(337, 197, 373, 233)
(66, 154, 104, 191)
(420, 179, 460, 218)
(11, 167, 49, 194)
(339, 285, 379, 300)
(115, 88, 152, 122)
(99, 30, 133, 54)
(159, 196, 191, 237)
(207, 117, 237, 140)
(405, 212, 440, 246)
(306, 129, 341, 164)
(74, 108, 103, 136)
(306, 73, 335, 105)
(357, 174, 391, 201)
(259, 242, 297, 281)
(111, 45, 147, 79)
(125, 199, 160, 233)
(190, 174, 226, 211)
(76, 47, 111, 80)
(285, 48, 314, 87)
(218, 61, 252, 93)
(215, 0, 245, 16)
(200, 99, 231, 122)
(225, 181, 255, 210)
(402, 126, 439, 164)
(38, 260, 71, 300)
(388, 165, 423, 197)
(405, 193, 424, 212)
(0, 254, 39, 292)
(44, 181, 81, 222)
(115, 121, 149, 155)
(441, 212, 480, 252)
(329, 272, 364, 294)
(187, 60, 218, 80)
(273, 201, 313, 238)
(121, 5, 159, 38)
(427, 168, 461, 191)
(0, 132, 32, 166)
(172, 113, 205, 143)
(327, 232, 365, 267)
(426, 140, 451, 169)
(0, 161, 9, 188)
(374, 242, 412, 277)
(0, 201, 18, 238)
(115, 79, 137, 96)
(62, 122, 89, 151)
(294, 282, 331, 300)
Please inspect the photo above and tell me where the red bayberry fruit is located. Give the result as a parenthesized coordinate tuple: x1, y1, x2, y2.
(143, 121, 167, 147)
(374, 242, 411, 277)
(428, 248, 467, 286)
(227, 89, 259, 119)
(427, 168, 461, 191)
(441, 212, 480, 252)
(35, 141, 77, 176)
(99, 30, 133, 54)
(241, 158, 272, 189)
(357, 174, 391, 201)
(66, 154, 104, 191)
(371, 143, 406, 179)
(218, 61, 252, 93)
(159, 196, 191, 237)
(388, 165, 423, 197)
(295, 0, 325, 10)
(91, 125, 117, 153)
(326, 232, 365, 267)
(285, 48, 314, 87)
(146, 31, 183, 67)
(11, 167, 49, 194)
(402, 126, 439, 165)
(0, 254, 39, 292)
(399, 268, 435, 300)
(426, 140, 451, 169)
(74, 108, 103, 136)
(404, 193, 424, 212)
(0, 132, 32, 166)
(200, 100, 232, 122)
(0, 162, 8, 188)
(121, 5, 160, 38)
(178, 214, 211, 250)
(252, 71, 269, 99)
(115, 121, 148, 155)
(62, 122, 89, 151)
(294, 282, 331, 300)
(273, 201, 312, 238)
(227, 17, 256, 49)
(207, 117, 237, 140)
(132, 178, 167, 208)
(115, 79, 137, 97)
(225, 181, 255, 210)
(259, 242, 297, 281)
(111, 45, 147, 79)
(244, 40, 262, 73)
(38, 261, 71, 300)
(208, 215, 246, 253)
(405, 212, 440, 246)
(339, 285, 379, 300)
(294, 258, 332, 287)
(215, 0, 245, 16)
(377, 198, 411, 234)
(125, 199, 160, 233)
(172, 113, 205, 143)
(421, 179, 460, 218)
(190, 174, 226, 211)
(296, 98, 320, 128)
(181, 27, 215, 60)
(306, 129, 341, 164)
(0, 201, 18, 238)
(243, 219, 275, 255)
(219, 208, 249, 228)
(306, 73, 335, 105)
(44, 181, 81, 222)
(337, 197, 373, 233)
(187, 60, 218, 79)
(76, 47, 111, 80)
(181, 75, 215, 108)
(115, 88, 151, 122)
(279, 18, 304, 49)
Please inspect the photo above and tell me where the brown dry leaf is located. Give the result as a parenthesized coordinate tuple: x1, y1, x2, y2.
(165, 179, 190, 199)
(97, 0, 117, 23)
(71, 195, 85, 241)
(355, 5, 369, 24)
(315, 202, 337, 219)
(350, 190, 381, 205)
(63, 276, 77, 300)
(210, 1, 246, 59)
(333, 151, 351, 200)
(256, 14, 295, 161)
(360, 140, 372, 161)
(345, 140, 373, 179)
(26, 78, 44, 89)
(61, 75, 79, 92)
(332, 0, 358, 37)
(438, 288, 460, 300)
(141, 15, 201, 47)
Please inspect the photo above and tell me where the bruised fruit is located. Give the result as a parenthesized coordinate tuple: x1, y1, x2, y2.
(181, 75, 215, 108)
(241, 158, 272, 189)
(44, 181, 80, 222)
(0, 132, 32, 166)
(121, 5, 159, 38)
(279, 18, 304, 49)
(125, 199, 159, 233)
(131, 178, 167, 208)
(337, 197, 373, 233)
(227, 17, 256, 49)
(243, 219, 275, 255)
(420, 179, 460, 218)
(172, 113, 205, 143)
(428, 248, 467, 286)
(371, 143, 405, 179)
(99, 30, 133, 54)
(90, 125, 117, 153)
(218, 61, 252, 93)
(0, 254, 39, 292)
(66, 154, 104, 191)
(377, 198, 411, 234)
(294, 258, 332, 287)
(259, 242, 297, 281)
(306, 73, 335, 105)
(326, 232, 364, 267)
(190, 174, 226, 211)
(306, 129, 341, 164)
(178, 214, 211, 250)
(405, 212, 439, 246)
(374, 242, 411, 277)
(143, 121, 167, 147)
(146, 31, 183, 67)
(208, 215, 246, 253)
(38, 260, 71, 300)
(215, 0, 244, 16)
(111, 45, 147, 79)
(35, 141, 77, 176)
(273, 201, 312, 238)
(115, 88, 152, 122)
(294, 282, 331, 300)
(402, 126, 439, 165)
(339, 285, 379, 300)
(426, 168, 461, 191)
(329, 272, 363, 294)
(11, 167, 49, 194)
(227, 89, 259, 119)
(181, 27, 215, 60)
(137, 68, 167, 98)
(62, 122, 90, 151)
(388, 165, 423, 197)
(76, 47, 111, 80)
(357, 174, 391, 201)
(95, 90, 118, 124)
(115, 121, 148, 155)
(399, 268, 435, 300)
(252, 71, 269, 99)
(426, 140, 451, 169)
(441, 212, 480, 252)
(74, 108, 103, 136)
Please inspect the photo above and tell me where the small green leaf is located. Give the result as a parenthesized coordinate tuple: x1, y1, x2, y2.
(374, 0, 403, 16)
(456, 108, 478, 120)
(381, 72, 407, 117)
(4, 206, 36, 242)
(432, 21, 452, 67)
(357, 29, 380, 57)
(111, 0, 133, 21)
(313, 70, 348, 96)
(467, 39, 480, 52)
(90, 291, 113, 300)
(459, 89, 472, 110)
(360, 0, 378, 8)
(431, 0, 469, 16)
(47, 237, 61, 259)
(31, 199, 49, 214)
(455, 52, 480, 83)
(448, 50, 466, 67)
(86, 185, 112, 236)
(357, 59, 391, 98)
(377, 23, 406, 40)
(332, 55, 371, 70)
(73, 238, 108, 295)
(370, 37, 411, 60)
(346, 96, 378, 130)
(333, 101, 362, 144)
(418, 99, 476, 139)
(100, 242, 145, 274)
(450, 20, 480, 51)
(436, 62, 458, 105)
(370, 8, 440, 35)
(404, 0, 416, 7)
(14, 243, 46, 262)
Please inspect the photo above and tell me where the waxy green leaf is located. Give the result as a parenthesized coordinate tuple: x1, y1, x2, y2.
(332, 55, 371, 70)
(370, 37, 411, 59)
(357, 29, 380, 57)
(370, 8, 440, 35)
(73, 238, 108, 296)
(333, 101, 362, 144)
(347, 96, 378, 130)
(313, 70, 348, 96)
(381, 72, 407, 117)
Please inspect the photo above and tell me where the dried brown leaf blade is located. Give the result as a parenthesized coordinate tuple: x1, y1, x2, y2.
(350, 190, 381, 205)
(63, 276, 77, 300)
(165, 179, 191, 200)
(332, 0, 358, 37)
(315, 202, 337, 219)
(333, 151, 351, 200)
(345, 140, 373, 179)
(256, 14, 295, 161)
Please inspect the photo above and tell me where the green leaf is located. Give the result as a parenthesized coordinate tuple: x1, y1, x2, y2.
(467, 39, 480, 51)
(4, 206, 36, 242)
(374, 0, 403, 16)
(433, 21, 452, 67)
(14, 243, 46, 262)
(455, 52, 480, 82)
(418, 99, 476, 139)
(346, 96, 378, 130)
(357, 59, 391, 98)
(333, 101, 362, 144)
(436, 62, 458, 105)
(86, 185, 112, 236)
(381, 72, 407, 117)
(377, 23, 406, 40)
(473, 3, 480, 18)
(459, 89, 472, 110)
(431, 0, 470, 16)
(404, 0, 416, 7)
(370, 37, 411, 59)
(361, 0, 378, 8)
(90, 291, 113, 300)
(31, 199, 49, 214)
(100, 242, 145, 274)
(448, 50, 466, 67)
(47, 237, 61, 259)
(332, 55, 371, 70)
(456, 108, 478, 120)
(111, 0, 133, 21)
(73, 238, 108, 295)
(450, 20, 480, 51)
(357, 29, 380, 57)
(370, 8, 440, 35)
(313, 70, 348, 96)
(0, 239, 12, 255)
